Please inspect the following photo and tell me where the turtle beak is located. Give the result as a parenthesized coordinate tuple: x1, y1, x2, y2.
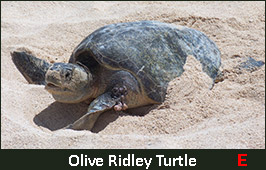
(45, 63, 72, 92)
(45, 72, 62, 92)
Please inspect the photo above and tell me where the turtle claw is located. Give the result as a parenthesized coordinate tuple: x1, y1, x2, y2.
(114, 102, 128, 111)
(122, 103, 128, 110)
(114, 103, 123, 111)
(111, 85, 129, 111)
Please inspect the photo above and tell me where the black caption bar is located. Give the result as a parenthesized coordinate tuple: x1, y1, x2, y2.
(0, 149, 265, 169)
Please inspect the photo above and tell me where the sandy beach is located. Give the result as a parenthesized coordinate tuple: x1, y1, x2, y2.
(1, 1, 265, 149)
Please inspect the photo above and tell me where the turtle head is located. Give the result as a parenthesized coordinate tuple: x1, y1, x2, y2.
(45, 63, 94, 103)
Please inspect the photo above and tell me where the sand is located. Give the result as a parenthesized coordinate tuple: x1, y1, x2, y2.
(1, 1, 265, 149)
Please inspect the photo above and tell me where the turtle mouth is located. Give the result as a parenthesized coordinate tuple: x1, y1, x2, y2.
(45, 82, 61, 91)
(46, 83, 58, 88)
(45, 82, 71, 93)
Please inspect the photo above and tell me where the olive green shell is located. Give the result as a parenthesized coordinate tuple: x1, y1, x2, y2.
(69, 21, 221, 103)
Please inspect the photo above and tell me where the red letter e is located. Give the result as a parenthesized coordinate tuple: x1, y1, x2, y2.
(238, 154, 247, 166)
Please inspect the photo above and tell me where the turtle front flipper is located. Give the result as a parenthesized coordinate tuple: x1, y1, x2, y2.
(65, 92, 116, 131)
(11, 51, 51, 85)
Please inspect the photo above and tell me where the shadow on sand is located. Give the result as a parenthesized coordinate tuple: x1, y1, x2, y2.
(33, 102, 157, 133)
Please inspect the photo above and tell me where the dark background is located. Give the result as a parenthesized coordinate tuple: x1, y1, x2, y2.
(0, 149, 265, 169)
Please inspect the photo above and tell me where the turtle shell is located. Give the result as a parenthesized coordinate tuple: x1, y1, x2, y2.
(69, 21, 221, 103)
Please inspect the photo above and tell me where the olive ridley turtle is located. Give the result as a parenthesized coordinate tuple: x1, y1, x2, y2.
(11, 21, 221, 131)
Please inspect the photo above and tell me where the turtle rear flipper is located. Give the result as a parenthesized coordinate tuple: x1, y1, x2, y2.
(238, 57, 265, 72)
(11, 51, 51, 85)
